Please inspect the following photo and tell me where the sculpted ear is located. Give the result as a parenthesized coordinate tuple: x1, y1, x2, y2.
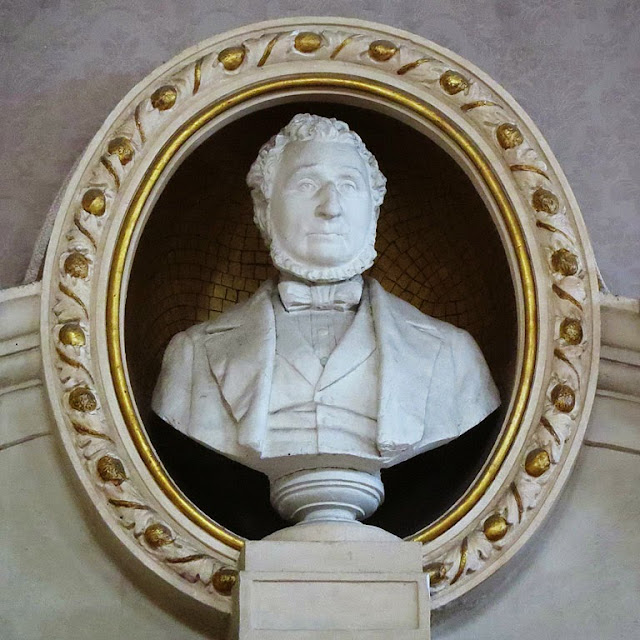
(251, 193, 271, 246)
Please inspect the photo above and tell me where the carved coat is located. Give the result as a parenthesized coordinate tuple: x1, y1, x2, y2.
(151, 277, 500, 475)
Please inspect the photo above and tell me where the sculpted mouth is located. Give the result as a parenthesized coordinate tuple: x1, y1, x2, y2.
(307, 231, 346, 237)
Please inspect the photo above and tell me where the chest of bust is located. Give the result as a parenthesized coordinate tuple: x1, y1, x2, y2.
(264, 295, 380, 458)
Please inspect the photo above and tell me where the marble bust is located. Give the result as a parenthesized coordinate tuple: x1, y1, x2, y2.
(152, 114, 500, 525)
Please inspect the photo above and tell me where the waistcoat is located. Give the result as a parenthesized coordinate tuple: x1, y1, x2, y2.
(262, 289, 380, 459)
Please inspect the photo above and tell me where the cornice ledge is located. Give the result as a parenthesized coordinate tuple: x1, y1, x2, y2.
(0, 282, 42, 395)
(598, 292, 640, 403)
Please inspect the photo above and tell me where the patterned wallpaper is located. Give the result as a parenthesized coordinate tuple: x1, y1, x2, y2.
(1, 0, 638, 297)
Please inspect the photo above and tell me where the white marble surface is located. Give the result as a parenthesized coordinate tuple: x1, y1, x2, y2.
(0, 385, 49, 448)
(588, 395, 640, 451)
(232, 540, 430, 639)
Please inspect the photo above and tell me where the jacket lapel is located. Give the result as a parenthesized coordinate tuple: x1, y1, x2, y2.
(318, 288, 376, 390)
(273, 302, 324, 387)
(204, 281, 275, 452)
(368, 278, 443, 454)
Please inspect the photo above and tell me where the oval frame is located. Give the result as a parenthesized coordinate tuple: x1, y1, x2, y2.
(41, 17, 600, 611)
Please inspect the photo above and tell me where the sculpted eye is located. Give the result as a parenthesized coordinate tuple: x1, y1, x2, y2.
(338, 180, 358, 194)
(296, 179, 318, 193)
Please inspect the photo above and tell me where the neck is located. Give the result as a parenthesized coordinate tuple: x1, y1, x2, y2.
(278, 272, 364, 287)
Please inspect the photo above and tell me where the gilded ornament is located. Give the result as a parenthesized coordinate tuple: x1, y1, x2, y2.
(151, 85, 178, 111)
(551, 248, 578, 276)
(257, 34, 279, 67)
(64, 252, 90, 279)
(368, 40, 398, 62)
(218, 46, 246, 71)
(81, 188, 106, 217)
(97, 455, 126, 485)
(212, 567, 238, 595)
(483, 514, 509, 541)
(439, 70, 469, 95)
(510, 164, 549, 180)
(294, 32, 323, 53)
(68, 386, 97, 412)
(559, 318, 583, 345)
(524, 448, 551, 477)
(532, 188, 559, 215)
(551, 384, 575, 413)
(107, 137, 134, 165)
(424, 562, 448, 586)
(59, 323, 86, 347)
(496, 123, 523, 150)
(144, 523, 174, 548)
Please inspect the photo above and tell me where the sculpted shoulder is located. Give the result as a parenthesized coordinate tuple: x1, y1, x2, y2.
(367, 276, 468, 343)
(175, 279, 276, 345)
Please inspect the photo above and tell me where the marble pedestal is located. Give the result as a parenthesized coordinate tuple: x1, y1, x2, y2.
(229, 536, 430, 639)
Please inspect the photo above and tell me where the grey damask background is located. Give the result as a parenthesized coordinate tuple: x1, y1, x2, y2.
(1, 0, 638, 297)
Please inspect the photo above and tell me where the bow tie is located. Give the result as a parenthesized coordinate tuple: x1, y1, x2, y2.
(278, 278, 363, 312)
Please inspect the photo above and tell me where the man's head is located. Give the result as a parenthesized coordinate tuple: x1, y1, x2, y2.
(247, 114, 387, 282)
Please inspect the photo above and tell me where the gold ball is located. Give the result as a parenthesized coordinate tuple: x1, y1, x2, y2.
(525, 448, 551, 477)
(532, 188, 559, 215)
(107, 137, 134, 165)
(483, 514, 509, 541)
(97, 455, 126, 485)
(560, 318, 583, 345)
(144, 523, 174, 548)
(424, 562, 448, 586)
(64, 252, 90, 279)
(212, 567, 238, 595)
(551, 248, 578, 276)
(81, 188, 106, 217)
(294, 32, 322, 53)
(150, 85, 177, 111)
(58, 323, 85, 347)
(439, 70, 469, 95)
(218, 45, 246, 71)
(551, 383, 575, 413)
(368, 40, 398, 62)
(68, 386, 97, 412)
(496, 123, 524, 149)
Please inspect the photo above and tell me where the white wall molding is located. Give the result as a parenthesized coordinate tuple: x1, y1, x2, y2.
(0, 282, 42, 389)
(0, 282, 50, 450)
(598, 293, 640, 404)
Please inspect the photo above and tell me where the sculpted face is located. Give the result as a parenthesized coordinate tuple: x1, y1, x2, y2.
(269, 141, 375, 271)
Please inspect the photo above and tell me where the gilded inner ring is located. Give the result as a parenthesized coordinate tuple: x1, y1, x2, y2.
(106, 73, 537, 551)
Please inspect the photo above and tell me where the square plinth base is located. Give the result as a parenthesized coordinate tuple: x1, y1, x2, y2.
(229, 540, 430, 639)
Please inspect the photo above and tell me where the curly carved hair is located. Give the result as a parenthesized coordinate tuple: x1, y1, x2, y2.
(246, 113, 387, 244)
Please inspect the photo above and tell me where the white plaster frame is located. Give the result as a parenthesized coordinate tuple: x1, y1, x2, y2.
(39, 17, 600, 614)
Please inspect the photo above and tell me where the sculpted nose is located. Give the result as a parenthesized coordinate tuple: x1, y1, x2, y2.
(316, 183, 343, 219)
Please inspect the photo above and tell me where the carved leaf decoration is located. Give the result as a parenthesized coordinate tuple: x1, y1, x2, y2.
(467, 530, 495, 564)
